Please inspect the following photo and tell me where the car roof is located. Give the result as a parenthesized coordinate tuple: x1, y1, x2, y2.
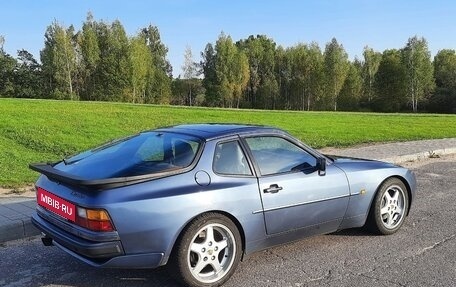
(154, 123, 287, 140)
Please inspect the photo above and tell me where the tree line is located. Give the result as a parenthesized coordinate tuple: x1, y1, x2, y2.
(0, 14, 455, 113)
(1, 13, 172, 104)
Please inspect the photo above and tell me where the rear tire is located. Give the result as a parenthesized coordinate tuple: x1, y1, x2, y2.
(169, 213, 242, 287)
(366, 178, 409, 235)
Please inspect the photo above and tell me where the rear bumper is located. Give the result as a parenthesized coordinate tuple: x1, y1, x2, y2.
(32, 211, 165, 268)
(32, 212, 124, 259)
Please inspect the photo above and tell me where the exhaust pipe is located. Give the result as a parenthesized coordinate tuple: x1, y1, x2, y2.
(41, 235, 54, 246)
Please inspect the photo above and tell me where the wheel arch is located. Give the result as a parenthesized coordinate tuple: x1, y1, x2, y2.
(369, 175, 413, 217)
(396, 175, 413, 216)
(164, 210, 246, 265)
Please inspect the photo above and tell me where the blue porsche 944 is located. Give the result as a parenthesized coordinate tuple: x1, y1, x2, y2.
(30, 124, 416, 287)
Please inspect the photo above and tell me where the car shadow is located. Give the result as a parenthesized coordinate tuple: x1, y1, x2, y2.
(27, 265, 183, 287)
(1, 238, 184, 287)
(329, 227, 374, 237)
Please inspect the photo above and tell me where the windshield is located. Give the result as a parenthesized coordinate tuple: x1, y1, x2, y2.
(57, 132, 202, 180)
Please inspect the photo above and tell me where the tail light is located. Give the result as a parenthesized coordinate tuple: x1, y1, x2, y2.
(76, 207, 115, 232)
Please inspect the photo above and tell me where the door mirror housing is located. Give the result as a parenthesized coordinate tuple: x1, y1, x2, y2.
(317, 157, 326, 176)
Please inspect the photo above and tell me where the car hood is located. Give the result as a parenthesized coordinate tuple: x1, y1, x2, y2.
(326, 154, 397, 172)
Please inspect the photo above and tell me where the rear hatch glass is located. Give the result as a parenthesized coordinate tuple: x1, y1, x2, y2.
(54, 132, 201, 180)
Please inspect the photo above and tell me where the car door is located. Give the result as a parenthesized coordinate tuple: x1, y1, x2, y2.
(243, 135, 350, 235)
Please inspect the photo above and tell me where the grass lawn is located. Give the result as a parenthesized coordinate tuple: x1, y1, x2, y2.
(1, 98, 455, 187)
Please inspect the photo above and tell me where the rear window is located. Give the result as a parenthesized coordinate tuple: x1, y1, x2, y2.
(57, 132, 201, 179)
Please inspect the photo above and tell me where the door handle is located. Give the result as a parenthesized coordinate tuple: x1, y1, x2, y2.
(263, 184, 283, 194)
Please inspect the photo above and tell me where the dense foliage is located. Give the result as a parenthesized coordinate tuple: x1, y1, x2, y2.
(0, 14, 455, 113)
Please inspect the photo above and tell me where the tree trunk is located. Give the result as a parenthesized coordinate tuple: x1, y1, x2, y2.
(188, 82, 192, 106)
(368, 77, 372, 102)
(413, 99, 418, 113)
(307, 95, 311, 111)
(63, 37, 73, 98)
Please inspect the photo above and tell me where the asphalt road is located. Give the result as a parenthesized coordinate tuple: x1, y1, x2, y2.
(1, 157, 455, 287)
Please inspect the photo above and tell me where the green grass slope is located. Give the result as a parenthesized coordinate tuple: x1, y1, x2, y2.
(1, 98, 455, 187)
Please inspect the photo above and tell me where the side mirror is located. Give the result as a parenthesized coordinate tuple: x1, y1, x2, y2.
(317, 157, 326, 176)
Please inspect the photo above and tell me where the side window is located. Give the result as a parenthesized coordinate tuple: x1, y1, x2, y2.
(213, 141, 252, 176)
(245, 136, 317, 175)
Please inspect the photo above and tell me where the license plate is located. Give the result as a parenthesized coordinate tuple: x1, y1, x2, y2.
(37, 187, 76, 222)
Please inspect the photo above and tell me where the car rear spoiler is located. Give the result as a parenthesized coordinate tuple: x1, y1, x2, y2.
(29, 162, 183, 190)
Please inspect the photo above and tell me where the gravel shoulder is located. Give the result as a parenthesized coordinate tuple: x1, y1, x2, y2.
(0, 185, 35, 198)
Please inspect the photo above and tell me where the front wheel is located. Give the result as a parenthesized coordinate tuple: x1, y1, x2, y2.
(169, 213, 242, 287)
(366, 178, 409, 235)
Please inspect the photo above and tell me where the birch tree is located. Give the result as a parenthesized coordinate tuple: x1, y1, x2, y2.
(129, 35, 151, 103)
(215, 33, 249, 108)
(79, 13, 100, 101)
(362, 46, 381, 104)
(181, 45, 198, 106)
(41, 21, 77, 99)
(323, 38, 349, 111)
(401, 36, 434, 112)
(141, 25, 172, 104)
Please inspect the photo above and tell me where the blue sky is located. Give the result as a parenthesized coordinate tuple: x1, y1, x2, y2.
(1, 0, 455, 77)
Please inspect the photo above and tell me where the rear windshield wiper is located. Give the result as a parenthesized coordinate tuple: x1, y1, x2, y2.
(62, 150, 92, 165)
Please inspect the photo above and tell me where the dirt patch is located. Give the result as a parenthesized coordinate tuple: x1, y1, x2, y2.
(0, 184, 35, 198)
(400, 153, 456, 169)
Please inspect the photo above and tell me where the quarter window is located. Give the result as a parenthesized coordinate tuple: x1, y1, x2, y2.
(213, 141, 252, 176)
(245, 136, 316, 175)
